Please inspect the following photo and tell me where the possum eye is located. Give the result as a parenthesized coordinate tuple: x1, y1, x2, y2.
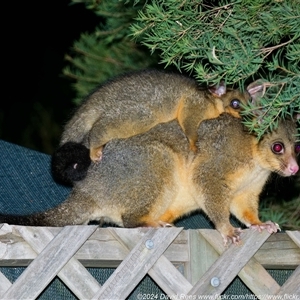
(295, 144, 300, 155)
(230, 99, 240, 109)
(272, 142, 284, 154)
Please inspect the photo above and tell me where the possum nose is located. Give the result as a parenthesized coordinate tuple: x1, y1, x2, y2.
(289, 163, 299, 175)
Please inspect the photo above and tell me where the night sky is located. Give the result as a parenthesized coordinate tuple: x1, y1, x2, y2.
(1, 0, 99, 154)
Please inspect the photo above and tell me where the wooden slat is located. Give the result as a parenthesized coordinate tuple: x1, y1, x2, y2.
(2, 226, 97, 300)
(92, 227, 182, 300)
(0, 272, 11, 297)
(110, 227, 193, 296)
(255, 232, 300, 269)
(200, 229, 281, 295)
(17, 226, 101, 300)
(1, 227, 299, 268)
(286, 231, 300, 248)
(276, 264, 300, 296)
(276, 232, 300, 296)
(148, 255, 193, 296)
(188, 229, 271, 296)
(0, 225, 299, 298)
(186, 230, 219, 285)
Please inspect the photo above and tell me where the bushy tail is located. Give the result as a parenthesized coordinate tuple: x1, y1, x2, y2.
(51, 142, 91, 186)
(0, 213, 48, 226)
(0, 191, 99, 226)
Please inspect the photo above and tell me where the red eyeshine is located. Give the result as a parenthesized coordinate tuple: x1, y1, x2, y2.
(272, 143, 284, 154)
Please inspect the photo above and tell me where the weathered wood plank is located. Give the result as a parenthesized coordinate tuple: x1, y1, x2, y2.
(286, 231, 300, 248)
(110, 227, 193, 296)
(17, 226, 101, 300)
(148, 255, 193, 296)
(0, 226, 299, 268)
(255, 232, 300, 269)
(92, 227, 183, 300)
(276, 264, 300, 296)
(188, 229, 271, 296)
(197, 229, 300, 269)
(0, 223, 37, 266)
(0, 272, 11, 297)
(200, 229, 281, 295)
(108, 227, 190, 263)
(186, 230, 219, 285)
(0, 226, 190, 267)
(2, 226, 97, 300)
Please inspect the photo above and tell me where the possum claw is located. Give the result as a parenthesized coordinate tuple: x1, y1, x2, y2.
(158, 221, 174, 227)
(221, 228, 242, 246)
(250, 221, 280, 233)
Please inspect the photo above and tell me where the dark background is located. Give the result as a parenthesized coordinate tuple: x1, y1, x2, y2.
(0, 1, 299, 225)
(1, 0, 99, 154)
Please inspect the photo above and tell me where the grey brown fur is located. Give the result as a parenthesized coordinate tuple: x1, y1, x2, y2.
(1, 114, 299, 244)
(52, 69, 265, 185)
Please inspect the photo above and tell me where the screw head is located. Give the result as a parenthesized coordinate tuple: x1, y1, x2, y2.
(145, 239, 154, 249)
(210, 276, 220, 287)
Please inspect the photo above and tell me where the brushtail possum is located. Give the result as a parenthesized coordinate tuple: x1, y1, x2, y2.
(51, 69, 265, 185)
(1, 114, 299, 244)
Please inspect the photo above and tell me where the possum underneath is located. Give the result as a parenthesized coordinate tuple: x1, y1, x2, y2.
(1, 114, 299, 245)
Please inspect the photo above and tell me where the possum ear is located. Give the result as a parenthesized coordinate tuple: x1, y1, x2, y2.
(246, 80, 265, 105)
(208, 81, 226, 97)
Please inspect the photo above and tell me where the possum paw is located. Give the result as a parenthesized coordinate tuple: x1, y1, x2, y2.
(250, 221, 281, 234)
(90, 146, 104, 163)
(221, 228, 242, 246)
(158, 221, 174, 227)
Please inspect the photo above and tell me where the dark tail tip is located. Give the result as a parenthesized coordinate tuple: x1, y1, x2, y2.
(51, 142, 91, 186)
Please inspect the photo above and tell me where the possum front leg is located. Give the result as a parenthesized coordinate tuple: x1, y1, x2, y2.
(230, 193, 280, 235)
(203, 193, 242, 245)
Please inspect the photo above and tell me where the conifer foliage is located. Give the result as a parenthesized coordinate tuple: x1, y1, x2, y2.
(64, 0, 299, 139)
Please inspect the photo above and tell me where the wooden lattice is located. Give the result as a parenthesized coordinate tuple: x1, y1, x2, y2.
(0, 224, 299, 299)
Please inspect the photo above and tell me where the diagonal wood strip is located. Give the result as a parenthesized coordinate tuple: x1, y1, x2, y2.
(110, 227, 193, 296)
(276, 263, 300, 296)
(199, 229, 281, 295)
(0, 272, 11, 297)
(276, 231, 300, 296)
(92, 227, 183, 300)
(286, 231, 300, 248)
(188, 229, 271, 296)
(16, 225, 101, 300)
(2, 225, 97, 300)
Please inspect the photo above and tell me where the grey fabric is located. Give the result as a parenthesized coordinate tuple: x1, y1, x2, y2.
(0, 140, 290, 299)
